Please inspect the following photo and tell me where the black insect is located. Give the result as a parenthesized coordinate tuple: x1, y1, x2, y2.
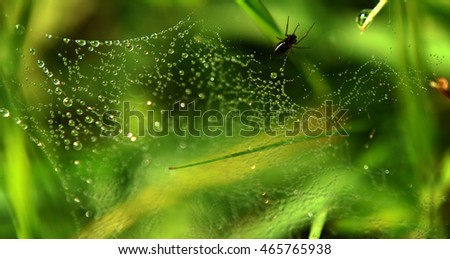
(274, 16, 315, 55)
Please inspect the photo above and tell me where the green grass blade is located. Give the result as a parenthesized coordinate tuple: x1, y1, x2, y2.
(169, 133, 339, 170)
(308, 207, 328, 239)
(235, 0, 281, 39)
(2, 123, 35, 238)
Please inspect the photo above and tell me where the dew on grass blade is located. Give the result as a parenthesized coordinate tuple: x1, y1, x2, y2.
(356, 9, 372, 28)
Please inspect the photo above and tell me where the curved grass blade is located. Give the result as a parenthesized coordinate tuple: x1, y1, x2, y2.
(235, 0, 281, 40)
(169, 132, 340, 170)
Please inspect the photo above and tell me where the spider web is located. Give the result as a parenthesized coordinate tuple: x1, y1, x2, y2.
(3, 16, 435, 238)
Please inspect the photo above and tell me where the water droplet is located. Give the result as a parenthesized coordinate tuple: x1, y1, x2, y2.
(356, 9, 372, 28)
(90, 40, 100, 47)
(71, 129, 78, 136)
(52, 78, 61, 85)
(73, 141, 83, 150)
(181, 52, 189, 58)
(168, 48, 174, 54)
(150, 33, 158, 39)
(85, 116, 94, 124)
(36, 60, 45, 68)
(16, 119, 28, 129)
(369, 129, 376, 139)
(179, 70, 185, 76)
(29, 48, 36, 55)
(63, 97, 73, 107)
(0, 108, 10, 118)
(125, 43, 134, 51)
(85, 210, 92, 218)
(55, 87, 62, 95)
(363, 164, 369, 170)
(178, 32, 185, 38)
(74, 197, 80, 203)
(98, 95, 105, 102)
(15, 24, 25, 35)
(75, 39, 86, 46)
(270, 72, 277, 79)
(63, 38, 70, 44)
(179, 141, 187, 149)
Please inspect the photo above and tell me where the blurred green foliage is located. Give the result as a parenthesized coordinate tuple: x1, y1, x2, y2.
(1, 0, 450, 238)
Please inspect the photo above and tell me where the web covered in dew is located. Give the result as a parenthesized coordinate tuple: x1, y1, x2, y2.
(10, 16, 428, 238)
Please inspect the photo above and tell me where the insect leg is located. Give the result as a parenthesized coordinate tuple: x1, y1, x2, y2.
(285, 16, 290, 36)
(296, 22, 315, 43)
(292, 23, 300, 34)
